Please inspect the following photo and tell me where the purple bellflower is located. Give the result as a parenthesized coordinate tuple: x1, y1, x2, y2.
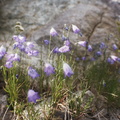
(25, 47, 39, 56)
(77, 41, 87, 47)
(100, 42, 106, 49)
(44, 40, 50, 45)
(64, 24, 69, 31)
(107, 58, 114, 64)
(117, 58, 120, 62)
(25, 47, 31, 54)
(27, 89, 40, 103)
(72, 24, 82, 36)
(13, 42, 25, 51)
(96, 51, 102, 56)
(50, 27, 58, 37)
(13, 35, 26, 43)
(28, 50, 39, 56)
(53, 47, 60, 53)
(5, 61, 13, 68)
(110, 55, 118, 61)
(6, 53, 20, 62)
(64, 40, 70, 46)
(61, 35, 68, 41)
(0, 45, 6, 59)
(44, 63, 55, 76)
(82, 57, 86, 61)
(59, 45, 70, 53)
(19, 44, 25, 51)
(13, 42, 20, 49)
(12, 53, 20, 62)
(88, 45, 92, 52)
(63, 62, 74, 77)
(28, 67, 40, 79)
(6, 54, 15, 62)
(26, 42, 34, 48)
(112, 44, 118, 50)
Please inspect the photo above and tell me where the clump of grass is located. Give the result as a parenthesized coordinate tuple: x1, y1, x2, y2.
(86, 61, 120, 106)
(0, 21, 120, 120)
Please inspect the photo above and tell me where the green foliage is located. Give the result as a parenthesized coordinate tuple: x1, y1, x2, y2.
(86, 61, 120, 106)
(2, 64, 30, 109)
(1, 21, 120, 120)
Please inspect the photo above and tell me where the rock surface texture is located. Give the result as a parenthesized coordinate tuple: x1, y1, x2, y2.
(0, 0, 120, 66)
(0, 0, 120, 119)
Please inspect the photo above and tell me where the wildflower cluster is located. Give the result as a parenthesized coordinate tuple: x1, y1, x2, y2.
(0, 22, 120, 120)
(0, 23, 76, 104)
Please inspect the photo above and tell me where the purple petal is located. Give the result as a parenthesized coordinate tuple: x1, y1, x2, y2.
(107, 58, 114, 64)
(64, 40, 70, 46)
(44, 40, 50, 45)
(5, 61, 13, 68)
(28, 89, 40, 103)
(50, 27, 58, 37)
(112, 44, 118, 50)
(53, 47, 60, 53)
(28, 67, 40, 79)
(59, 46, 70, 53)
(78, 41, 87, 47)
(72, 24, 80, 34)
(88, 45, 92, 52)
(0, 45, 6, 57)
(63, 62, 74, 77)
(110, 55, 118, 61)
(44, 63, 55, 76)
(13, 35, 26, 43)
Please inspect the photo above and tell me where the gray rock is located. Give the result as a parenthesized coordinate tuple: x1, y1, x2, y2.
(0, 95, 7, 117)
(0, 0, 119, 67)
(29, 1, 119, 64)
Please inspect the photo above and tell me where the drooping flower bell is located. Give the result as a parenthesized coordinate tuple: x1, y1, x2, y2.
(63, 62, 74, 77)
(27, 50, 39, 56)
(88, 45, 92, 52)
(25, 47, 39, 56)
(13, 42, 25, 51)
(112, 44, 118, 50)
(107, 58, 114, 64)
(0, 45, 6, 59)
(50, 27, 58, 37)
(28, 67, 40, 79)
(44, 63, 55, 76)
(27, 89, 40, 103)
(72, 24, 82, 36)
(64, 40, 70, 46)
(82, 57, 86, 61)
(100, 42, 106, 49)
(77, 41, 87, 47)
(13, 35, 26, 43)
(53, 47, 60, 53)
(96, 51, 102, 56)
(61, 35, 68, 41)
(44, 40, 50, 45)
(6, 54, 15, 62)
(110, 55, 119, 61)
(5, 61, 13, 68)
(6, 53, 20, 62)
(12, 53, 20, 62)
(26, 42, 34, 48)
(59, 45, 70, 53)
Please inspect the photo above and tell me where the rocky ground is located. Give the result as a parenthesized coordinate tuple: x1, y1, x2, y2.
(0, 0, 120, 119)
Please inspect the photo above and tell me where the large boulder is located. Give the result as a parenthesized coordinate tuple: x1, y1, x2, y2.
(28, 1, 120, 66)
(0, 0, 119, 67)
